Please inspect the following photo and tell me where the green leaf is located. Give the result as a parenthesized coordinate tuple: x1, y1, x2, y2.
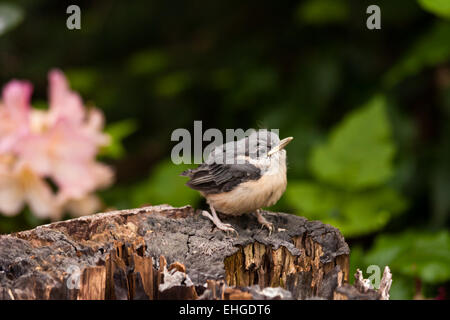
(418, 0, 450, 19)
(384, 21, 450, 87)
(389, 274, 416, 300)
(296, 0, 349, 25)
(309, 95, 395, 191)
(154, 72, 191, 97)
(0, 4, 24, 36)
(100, 119, 138, 159)
(348, 245, 365, 283)
(285, 181, 341, 220)
(365, 230, 450, 284)
(65, 68, 100, 95)
(131, 160, 200, 208)
(127, 49, 169, 76)
(286, 181, 407, 237)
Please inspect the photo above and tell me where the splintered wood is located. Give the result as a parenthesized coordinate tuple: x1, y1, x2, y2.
(333, 267, 393, 300)
(0, 205, 389, 300)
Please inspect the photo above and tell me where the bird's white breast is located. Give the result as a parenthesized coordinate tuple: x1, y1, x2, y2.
(204, 157, 287, 216)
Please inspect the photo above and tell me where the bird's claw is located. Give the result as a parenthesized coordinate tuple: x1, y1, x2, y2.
(260, 222, 274, 236)
(255, 210, 274, 236)
(213, 220, 238, 235)
(202, 210, 238, 236)
(214, 222, 239, 236)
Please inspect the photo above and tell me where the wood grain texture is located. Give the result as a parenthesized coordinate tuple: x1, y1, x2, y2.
(0, 205, 385, 300)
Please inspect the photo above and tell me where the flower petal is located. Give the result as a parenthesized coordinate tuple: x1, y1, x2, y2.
(90, 162, 114, 190)
(84, 108, 110, 146)
(20, 166, 61, 220)
(2, 80, 32, 122)
(0, 80, 32, 153)
(53, 161, 113, 199)
(65, 194, 102, 217)
(48, 69, 85, 124)
(17, 119, 98, 177)
(15, 134, 52, 176)
(0, 169, 24, 217)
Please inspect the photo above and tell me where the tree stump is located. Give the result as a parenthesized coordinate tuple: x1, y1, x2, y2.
(0, 205, 384, 300)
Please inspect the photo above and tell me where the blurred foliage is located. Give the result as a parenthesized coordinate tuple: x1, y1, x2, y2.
(66, 68, 100, 96)
(0, 3, 23, 36)
(286, 96, 407, 236)
(418, 0, 450, 19)
(130, 160, 200, 208)
(384, 21, 450, 87)
(100, 119, 138, 159)
(366, 230, 450, 284)
(101, 160, 200, 209)
(126, 49, 170, 76)
(296, 0, 349, 25)
(0, 0, 449, 299)
(351, 230, 450, 299)
(287, 183, 406, 236)
(309, 95, 395, 190)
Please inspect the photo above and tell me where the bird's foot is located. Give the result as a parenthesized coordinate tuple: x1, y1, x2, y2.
(254, 210, 274, 235)
(202, 210, 238, 236)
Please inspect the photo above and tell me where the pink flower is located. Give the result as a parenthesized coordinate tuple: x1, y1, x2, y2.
(18, 119, 111, 198)
(0, 70, 114, 219)
(64, 194, 104, 218)
(47, 69, 109, 144)
(48, 69, 85, 125)
(17, 70, 113, 199)
(0, 156, 61, 219)
(0, 80, 32, 153)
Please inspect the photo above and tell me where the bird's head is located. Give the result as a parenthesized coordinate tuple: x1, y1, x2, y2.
(246, 130, 293, 159)
(205, 129, 293, 167)
(244, 130, 293, 176)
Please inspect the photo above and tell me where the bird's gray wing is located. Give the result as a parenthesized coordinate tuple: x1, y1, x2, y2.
(180, 162, 261, 194)
(205, 138, 249, 165)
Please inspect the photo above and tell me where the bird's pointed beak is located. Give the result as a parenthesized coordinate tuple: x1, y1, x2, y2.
(267, 137, 293, 156)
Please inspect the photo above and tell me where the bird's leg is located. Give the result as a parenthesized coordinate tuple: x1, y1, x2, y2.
(202, 204, 238, 236)
(254, 209, 274, 235)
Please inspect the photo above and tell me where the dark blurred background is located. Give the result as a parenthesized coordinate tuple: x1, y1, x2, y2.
(0, 0, 449, 299)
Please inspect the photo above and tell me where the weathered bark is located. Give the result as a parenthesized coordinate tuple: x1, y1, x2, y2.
(0, 204, 386, 300)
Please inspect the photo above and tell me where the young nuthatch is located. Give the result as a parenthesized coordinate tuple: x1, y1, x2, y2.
(181, 130, 293, 235)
